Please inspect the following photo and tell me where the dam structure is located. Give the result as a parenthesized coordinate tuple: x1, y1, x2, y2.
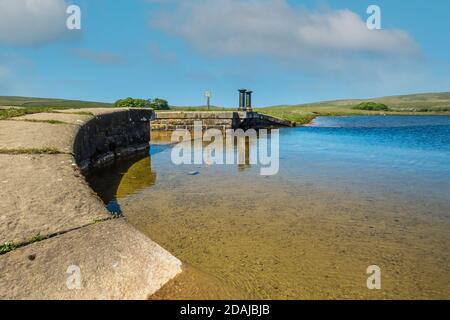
(0, 108, 181, 299)
(151, 89, 294, 132)
(0, 91, 291, 299)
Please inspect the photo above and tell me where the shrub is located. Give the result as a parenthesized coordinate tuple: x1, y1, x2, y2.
(114, 97, 170, 110)
(150, 98, 170, 110)
(352, 102, 390, 111)
(114, 97, 152, 109)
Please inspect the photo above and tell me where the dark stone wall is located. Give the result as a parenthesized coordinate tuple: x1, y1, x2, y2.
(73, 109, 154, 172)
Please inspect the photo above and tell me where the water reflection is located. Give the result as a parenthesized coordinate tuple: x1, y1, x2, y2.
(237, 138, 254, 171)
(87, 154, 157, 214)
(88, 133, 261, 214)
(169, 131, 259, 173)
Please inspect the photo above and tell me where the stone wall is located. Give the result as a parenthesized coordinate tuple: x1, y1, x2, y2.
(151, 111, 293, 131)
(74, 108, 154, 172)
(151, 111, 242, 131)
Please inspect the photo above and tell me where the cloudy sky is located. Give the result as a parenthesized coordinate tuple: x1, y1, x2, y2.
(0, 0, 449, 106)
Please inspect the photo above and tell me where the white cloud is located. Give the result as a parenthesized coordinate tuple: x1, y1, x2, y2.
(148, 0, 433, 100)
(152, 0, 419, 59)
(0, 0, 70, 46)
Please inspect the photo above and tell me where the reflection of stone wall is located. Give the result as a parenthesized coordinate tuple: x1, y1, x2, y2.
(151, 111, 293, 131)
(74, 108, 154, 172)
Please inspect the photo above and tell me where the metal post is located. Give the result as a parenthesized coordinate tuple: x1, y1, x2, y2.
(205, 91, 211, 111)
(239, 89, 247, 111)
(246, 91, 253, 112)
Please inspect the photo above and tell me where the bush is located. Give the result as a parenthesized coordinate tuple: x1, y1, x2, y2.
(352, 102, 390, 111)
(114, 97, 152, 108)
(114, 97, 170, 110)
(150, 98, 170, 110)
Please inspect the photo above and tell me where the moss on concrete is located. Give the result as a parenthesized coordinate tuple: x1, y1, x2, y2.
(0, 147, 62, 155)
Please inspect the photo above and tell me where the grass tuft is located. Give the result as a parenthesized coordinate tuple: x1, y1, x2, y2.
(0, 147, 62, 155)
(0, 241, 17, 255)
(0, 234, 52, 255)
(0, 107, 56, 120)
(29, 234, 47, 243)
(9, 119, 68, 125)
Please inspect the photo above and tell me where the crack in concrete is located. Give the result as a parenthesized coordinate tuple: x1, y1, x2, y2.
(0, 215, 124, 256)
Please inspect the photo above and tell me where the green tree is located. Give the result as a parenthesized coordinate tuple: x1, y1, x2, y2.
(114, 97, 152, 108)
(114, 97, 170, 110)
(150, 98, 170, 110)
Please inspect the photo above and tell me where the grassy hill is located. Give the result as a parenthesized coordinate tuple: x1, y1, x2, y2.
(256, 92, 450, 124)
(0, 96, 112, 109)
(0, 96, 113, 120)
(263, 92, 450, 111)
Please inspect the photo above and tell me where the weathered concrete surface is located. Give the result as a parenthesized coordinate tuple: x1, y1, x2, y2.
(0, 108, 182, 300)
(0, 219, 181, 300)
(57, 107, 133, 116)
(0, 120, 78, 153)
(0, 154, 109, 245)
(13, 112, 93, 125)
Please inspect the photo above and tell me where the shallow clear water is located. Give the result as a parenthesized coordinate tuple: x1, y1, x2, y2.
(88, 116, 450, 299)
(283, 115, 450, 204)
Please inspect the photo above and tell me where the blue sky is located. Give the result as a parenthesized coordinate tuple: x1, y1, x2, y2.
(0, 0, 449, 107)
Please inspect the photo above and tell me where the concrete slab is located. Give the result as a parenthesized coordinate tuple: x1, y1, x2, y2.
(0, 219, 182, 300)
(0, 120, 78, 153)
(0, 154, 110, 244)
(13, 112, 93, 125)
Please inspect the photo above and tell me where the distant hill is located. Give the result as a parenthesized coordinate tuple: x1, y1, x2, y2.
(0, 96, 112, 109)
(262, 92, 450, 112)
(255, 92, 450, 124)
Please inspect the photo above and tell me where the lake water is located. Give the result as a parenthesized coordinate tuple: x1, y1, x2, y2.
(88, 116, 450, 299)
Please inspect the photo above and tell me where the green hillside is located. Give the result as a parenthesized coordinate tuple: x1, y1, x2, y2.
(264, 92, 450, 111)
(0, 96, 112, 109)
(257, 92, 450, 124)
